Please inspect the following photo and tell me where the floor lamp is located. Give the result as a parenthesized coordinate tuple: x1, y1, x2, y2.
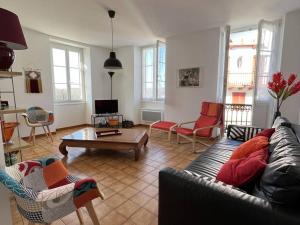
(108, 71, 115, 100)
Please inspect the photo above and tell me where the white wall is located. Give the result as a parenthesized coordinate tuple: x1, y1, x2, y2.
(164, 28, 221, 122)
(90, 46, 111, 114)
(0, 28, 111, 135)
(0, 28, 55, 137)
(113, 46, 142, 124)
(280, 9, 300, 124)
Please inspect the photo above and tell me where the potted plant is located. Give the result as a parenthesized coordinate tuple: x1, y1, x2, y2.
(268, 72, 300, 122)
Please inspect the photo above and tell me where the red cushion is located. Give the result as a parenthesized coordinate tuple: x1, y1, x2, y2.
(255, 128, 275, 139)
(152, 121, 176, 131)
(194, 115, 218, 137)
(230, 136, 269, 160)
(216, 147, 269, 187)
(201, 102, 223, 117)
(176, 127, 193, 136)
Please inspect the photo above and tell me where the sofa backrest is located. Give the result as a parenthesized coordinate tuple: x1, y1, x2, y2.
(254, 117, 300, 208)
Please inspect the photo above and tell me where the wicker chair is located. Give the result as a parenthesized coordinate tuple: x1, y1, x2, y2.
(21, 106, 54, 145)
(0, 157, 103, 225)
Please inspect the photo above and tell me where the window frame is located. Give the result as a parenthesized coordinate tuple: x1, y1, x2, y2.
(50, 43, 85, 103)
(142, 41, 166, 102)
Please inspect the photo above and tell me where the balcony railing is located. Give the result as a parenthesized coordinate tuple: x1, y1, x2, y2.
(224, 104, 252, 129)
(227, 73, 254, 87)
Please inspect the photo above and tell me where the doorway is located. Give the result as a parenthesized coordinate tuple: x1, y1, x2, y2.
(224, 29, 258, 128)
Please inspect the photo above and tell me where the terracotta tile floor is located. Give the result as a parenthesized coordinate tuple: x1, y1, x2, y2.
(11, 126, 213, 225)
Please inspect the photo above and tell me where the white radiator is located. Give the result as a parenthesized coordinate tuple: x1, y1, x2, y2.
(141, 109, 164, 123)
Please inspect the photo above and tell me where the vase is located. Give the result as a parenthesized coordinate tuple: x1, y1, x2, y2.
(273, 110, 281, 123)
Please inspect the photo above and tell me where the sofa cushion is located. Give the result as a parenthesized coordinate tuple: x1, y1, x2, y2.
(255, 128, 275, 139)
(185, 138, 242, 178)
(272, 117, 291, 129)
(291, 123, 300, 143)
(216, 147, 268, 187)
(256, 128, 300, 208)
(230, 136, 269, 160)
(269, 126, 295, 154)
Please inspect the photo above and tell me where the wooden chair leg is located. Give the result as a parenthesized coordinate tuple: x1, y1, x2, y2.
(28, 127, 34, 142)
(32, 127, 36, 145)
(168, 130, 171, 141)
(192, 138, 196, 153)
(177, 134, 180, 144)
(42, 126, 49, 139)
(46, 125, 53, 142)
(148, 127, 152, 138)
(85, 201, 100, 225)
(76, 209, 84, 224)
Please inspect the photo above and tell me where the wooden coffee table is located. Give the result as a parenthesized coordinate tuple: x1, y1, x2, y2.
(59, 128, 148, 161)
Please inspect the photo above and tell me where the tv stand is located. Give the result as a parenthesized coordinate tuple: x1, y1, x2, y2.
(91, 113, 124, 128)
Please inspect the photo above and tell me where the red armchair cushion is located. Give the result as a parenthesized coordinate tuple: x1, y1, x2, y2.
(216, 147, 268, 186)
(194, 115, 218, 137)
(176, 127, 193, 136)
(255, 128, 275, 139)
(152, 121, 176, 131)
(201, 102, 223, 117)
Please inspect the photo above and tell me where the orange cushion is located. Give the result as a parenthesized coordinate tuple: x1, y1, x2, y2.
(230, 136, 269, 160)
(201, 102, 223, 117)
(194, 115, 218, 137)
(207, 103, 219, 117)
(43, 160, 69, 188)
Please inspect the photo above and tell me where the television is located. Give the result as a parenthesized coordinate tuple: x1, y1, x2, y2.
(95, 100, 118, 114)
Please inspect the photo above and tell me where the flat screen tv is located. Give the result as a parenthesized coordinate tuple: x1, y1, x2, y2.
(95, 100, 118, 114)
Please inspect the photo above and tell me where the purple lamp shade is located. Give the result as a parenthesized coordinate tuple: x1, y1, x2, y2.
(0, 8, 27, 50)
(0, 8, 27, 71)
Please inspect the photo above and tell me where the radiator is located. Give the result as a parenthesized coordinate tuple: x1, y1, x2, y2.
(141, 109, 164, 123)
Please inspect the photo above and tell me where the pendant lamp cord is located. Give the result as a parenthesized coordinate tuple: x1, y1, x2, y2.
(111, 17, 114, 51)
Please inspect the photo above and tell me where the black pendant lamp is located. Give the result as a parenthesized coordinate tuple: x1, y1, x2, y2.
(104, 10, 122, 70)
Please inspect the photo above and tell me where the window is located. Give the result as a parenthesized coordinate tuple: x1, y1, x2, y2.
(51, 44, 85, 102)
(142, 41, 166, 101)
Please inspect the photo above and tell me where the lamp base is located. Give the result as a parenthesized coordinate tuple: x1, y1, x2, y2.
(0, 44, 15, 71)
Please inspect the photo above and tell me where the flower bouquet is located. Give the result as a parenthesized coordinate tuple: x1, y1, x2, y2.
(268, 72, 300, 122)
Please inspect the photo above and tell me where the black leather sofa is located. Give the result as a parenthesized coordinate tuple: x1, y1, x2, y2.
(159, 117, 300, 225)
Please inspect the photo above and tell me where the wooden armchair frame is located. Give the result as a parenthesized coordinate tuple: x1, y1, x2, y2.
(149, 120, 178, 141)
(176, 121, 224, 153)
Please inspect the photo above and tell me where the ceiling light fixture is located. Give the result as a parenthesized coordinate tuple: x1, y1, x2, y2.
(103, 10, 122, 70)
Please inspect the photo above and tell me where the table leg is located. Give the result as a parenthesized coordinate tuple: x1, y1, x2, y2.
(144, 134, 149, 147)
(134, 147, 141, 161)
(59, 141, 68, 156)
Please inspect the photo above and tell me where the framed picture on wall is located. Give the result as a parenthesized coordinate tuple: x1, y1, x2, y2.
(24, 69, 43, 93)
(178, 67, 202, 87)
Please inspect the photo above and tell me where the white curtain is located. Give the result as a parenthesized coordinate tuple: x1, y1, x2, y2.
(217, 25, 230, 103)
(253, 19, 283, 127)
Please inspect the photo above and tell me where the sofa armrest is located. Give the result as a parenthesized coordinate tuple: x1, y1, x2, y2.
(159, 168, 299, 225)
(227, 124, 264, 142)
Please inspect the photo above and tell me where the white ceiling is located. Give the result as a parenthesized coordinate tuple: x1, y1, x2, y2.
(1, 0, 300, 48)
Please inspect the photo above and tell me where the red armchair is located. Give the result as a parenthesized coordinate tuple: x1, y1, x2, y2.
(176, 102, 224, 153)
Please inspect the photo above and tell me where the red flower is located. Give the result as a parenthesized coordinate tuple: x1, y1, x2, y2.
(273, 72, 283, 83)
(288, 74, 297, 86)
(290, 81, 300, 95)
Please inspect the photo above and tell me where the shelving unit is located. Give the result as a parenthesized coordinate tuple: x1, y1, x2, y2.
(0, 71, 30, 166)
